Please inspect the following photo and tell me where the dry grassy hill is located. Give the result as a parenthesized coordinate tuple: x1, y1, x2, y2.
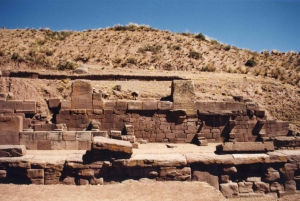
(0, 24, 299, 130)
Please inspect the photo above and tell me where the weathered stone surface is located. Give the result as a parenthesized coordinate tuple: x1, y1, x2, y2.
(0, 145, 26, 157)
(27, 169, 44, 179)
(90, 177, 104, 185)
(220, 182, 239, 198)
(246, 177, 261, 182)
(123, 153, 187, 167)
(0, 116, 23, 145)
(217, 142, 274, 153)
(265, 167, 280, 182)
(220, 175, 230, 183)
(78, 178, 89, 185)
(270, 182, 284, 192)
(171, 80, 195, 103)
(193, 170, 219, 189)
(142, 101, 158, 110)
(185, 153, 234, 165)
(93, 136, 132, 153)
(61, 177, 76, 185)
(48, 98, 60, 108)
(0, 170, 7, 178)
(159, 167, 191, 181)
(71, 80, 92, 109)
(78, 169, 94, 178)
(254, 182, 269, 193)
(158, 101, 173, 110)
(232, 154, 270, 165)
(127, 101, 143, 110)
(285, 180, 296, 192)
(238, 182, 254, 193)
(223, 166, 237, 174)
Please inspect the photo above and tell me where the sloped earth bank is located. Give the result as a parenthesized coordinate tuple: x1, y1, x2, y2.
(0, 182, 300, 201)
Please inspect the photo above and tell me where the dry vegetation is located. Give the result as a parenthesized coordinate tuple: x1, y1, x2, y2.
(0, 23, 299, 129)
(0, 24, 299, 86)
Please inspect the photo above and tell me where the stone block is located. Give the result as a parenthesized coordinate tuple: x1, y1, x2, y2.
(0, 170, 7, 178)
(103, 100, 116, 109)
(61, 177, 76, 185)
(238, 182, 254, 193)
(0, 116, 23, 145)
(254, 182, 269, 193)
(220, 183, 239, 198)
(285, 180, 296, 192)
(61, 101, 71, 109)
(115, 100, 128, 110)
(92, 131, 108, 138)
(142, 101, 158, 110)
(47, 132, 62, 141)
(171, 80, 196, 103)
(92, 136, 132, 155)
(37, 140, 51, 150)
(78, 141, 91, 150)
(27, 169, 44, 179)
(92, 93, 102, 101)
(270, 182, 284, 192)
(71, 80, 92, 109)
(48, 98, 60, 108)
(217, 142, 274, 153)
(265, 167, 280, 182)
(76, 131, 92, 141)
(110, 130, 122, 138)
(62, 141, 78, 150)
(62, 131, 76, 141)
(192, 170, 219, 189)
(0, 145, 26, 157)
(128, 101, 143, 110)
(158, 101, 173, 110)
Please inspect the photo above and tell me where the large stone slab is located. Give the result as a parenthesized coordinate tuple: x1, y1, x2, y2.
(119, 153, 187, 167)
(216, 142, 274, 153)
(71, 80, 93, 109)
(89, 136, 133, 160)
(185, 153, 234, 165)
(0, 145, 26, 157)
(0, 116, 23, 145)
(171, 80, 196, 103)
(232, 154, 270, 165)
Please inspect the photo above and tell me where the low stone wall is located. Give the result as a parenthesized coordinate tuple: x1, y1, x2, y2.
(19, 131, 107, 150)
(1, 149, 300, 198)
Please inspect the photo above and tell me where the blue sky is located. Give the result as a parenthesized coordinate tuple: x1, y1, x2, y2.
(0, 0, 299, 52)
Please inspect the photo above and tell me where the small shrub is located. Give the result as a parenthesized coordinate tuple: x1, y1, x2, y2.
(45, 49, 54, 56)
(11, 52, 24, 62)
(195, 33, 205, 40)
(138, 44, 162, 54)
(127, 57, 137, 65)
(224, 45, 231, 51)
(210, 40, 220, 45)
(201, 65, 216, 72)
(172, 45, 181, 50)
(245, 57, 257, 67)
(188, 51, 201, 60)
(57, 60, 77, 71)
(57, 86, 64, 93)
(45, 31, 72, 41)
(74, 54, 89, 63)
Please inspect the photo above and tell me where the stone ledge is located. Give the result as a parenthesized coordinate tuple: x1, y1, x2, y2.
(0, 145, 26, 157)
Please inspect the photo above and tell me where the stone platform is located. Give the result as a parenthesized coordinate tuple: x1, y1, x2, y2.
(1, 143, 300, 198)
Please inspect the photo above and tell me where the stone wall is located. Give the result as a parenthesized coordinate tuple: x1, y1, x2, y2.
(1, 146, 300, 199)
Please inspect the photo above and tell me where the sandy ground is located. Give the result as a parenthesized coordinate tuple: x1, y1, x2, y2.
(0, 181, 226, 201)
(1, 182, 300, 201)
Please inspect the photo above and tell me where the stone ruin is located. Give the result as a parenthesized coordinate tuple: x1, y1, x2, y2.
(1, 78, 300, 198)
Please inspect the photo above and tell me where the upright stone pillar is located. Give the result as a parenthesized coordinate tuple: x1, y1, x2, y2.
(171, 80, 197, 116)
(71, 80, 93, 109)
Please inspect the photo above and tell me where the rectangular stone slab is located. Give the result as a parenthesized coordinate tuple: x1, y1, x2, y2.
(92, 136, 132, 154)
(0, 145, 26, 157)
